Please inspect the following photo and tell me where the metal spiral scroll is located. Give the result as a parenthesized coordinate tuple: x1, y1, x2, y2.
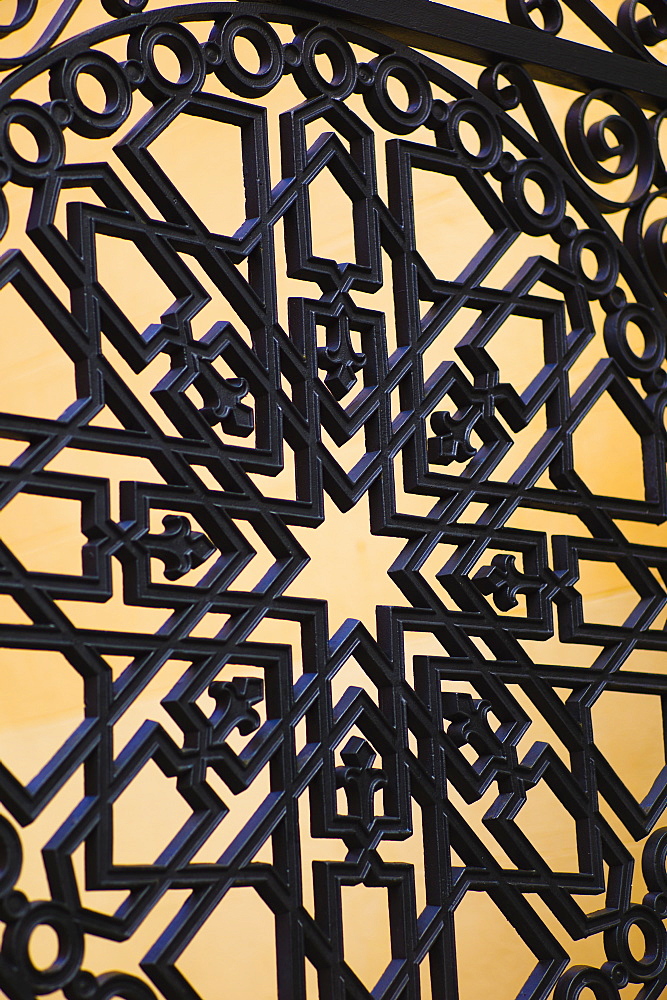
(1, 2, 667, 998)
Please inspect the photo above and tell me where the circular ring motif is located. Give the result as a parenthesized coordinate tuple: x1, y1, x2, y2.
(502, 158, 566, 235)
(127, 22, 205, 101)
(603, 302, 665, 377)
(444, 98, 503, 169)
(604, 905, 667, 983)
(213, 16, 284, 98)
(363, 55, 432, 135)
(0, 99, 64, 185)
(292, 26, 356, 100)
(2, 901, 84, 992)
(554, 966, 620, 999)
(560, 229, 619, 296)
(49, 50, 132, 138)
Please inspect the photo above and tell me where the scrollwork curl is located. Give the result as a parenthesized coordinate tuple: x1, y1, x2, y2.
(565, 88, 656, 210)
(506, 0, 564, 35)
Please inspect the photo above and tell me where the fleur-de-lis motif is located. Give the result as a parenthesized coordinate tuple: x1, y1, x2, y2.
(427, 406, 482, 465)
(208, 677, 264, 742)
(143, 515, 216, 581)
(317, 323, 366, 399)
(442, 692, 505, 762)
(335, 736, 387, 832)
(473, 553, 545, 611)
(195, 365, 254, 436)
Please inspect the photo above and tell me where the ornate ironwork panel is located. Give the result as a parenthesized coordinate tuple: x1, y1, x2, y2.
(2, 1, 667, 997)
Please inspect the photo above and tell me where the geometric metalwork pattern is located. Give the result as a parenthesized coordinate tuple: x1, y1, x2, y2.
(1, 2, 667, 997)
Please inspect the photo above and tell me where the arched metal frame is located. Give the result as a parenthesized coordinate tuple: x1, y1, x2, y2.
(1, 1, 667, 998)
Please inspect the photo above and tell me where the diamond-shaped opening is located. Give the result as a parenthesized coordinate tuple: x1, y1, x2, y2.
(515, 775, 580, 873)
(572, 388, 645, 501)
(0, 492, 84, 576)
(188, 611, 232, 639)
(112, 758, 192, 865)
(227, 519, 278, 593)
(190, 463, 223, 492)
(308, 164, 357, 266)
(0, 649, 82, 783)
(111, 656, 186, 756)
(177, 887, 276, 998)
(422, 309, 481, 379)
(95, 233, 176, 337)
(454, 891, 539, 1000)
(0, 283, 76, 420)
(150, 114, 246, 236)
(288, 493, 405, 634)
(592, 690, 665, 802)
(417, 541, 463, 611)
(577, 558, 641, 627)
(411, 168, 496, 281)
(485, 312, 548, 398)
(341, 884, 392, 989)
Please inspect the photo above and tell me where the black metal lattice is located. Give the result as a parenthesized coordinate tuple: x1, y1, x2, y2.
(3, 1, 667, 997)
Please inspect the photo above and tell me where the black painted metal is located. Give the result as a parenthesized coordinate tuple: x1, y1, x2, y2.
(1, 1, 667, 998)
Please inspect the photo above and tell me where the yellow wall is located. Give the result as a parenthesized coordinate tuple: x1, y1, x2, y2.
(0, 2, 665, 998)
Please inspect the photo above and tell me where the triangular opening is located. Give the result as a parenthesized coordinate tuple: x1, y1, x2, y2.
(592, 690, 665, 803)
(0, 283, 75, 420)
(308, 163, 357, 266)
(341, 884, 392, 989)
(0, 648, 82, 783)
(571, 388, 645, 501)
(151, 114, 246, 235)
(455, 891, 538, 1000)
(412, 167, 495, 281)
(177, 887, 277, 998)
(112, 758, 192, 865)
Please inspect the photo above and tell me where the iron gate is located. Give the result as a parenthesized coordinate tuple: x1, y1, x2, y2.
(1, 0, 667, 997)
